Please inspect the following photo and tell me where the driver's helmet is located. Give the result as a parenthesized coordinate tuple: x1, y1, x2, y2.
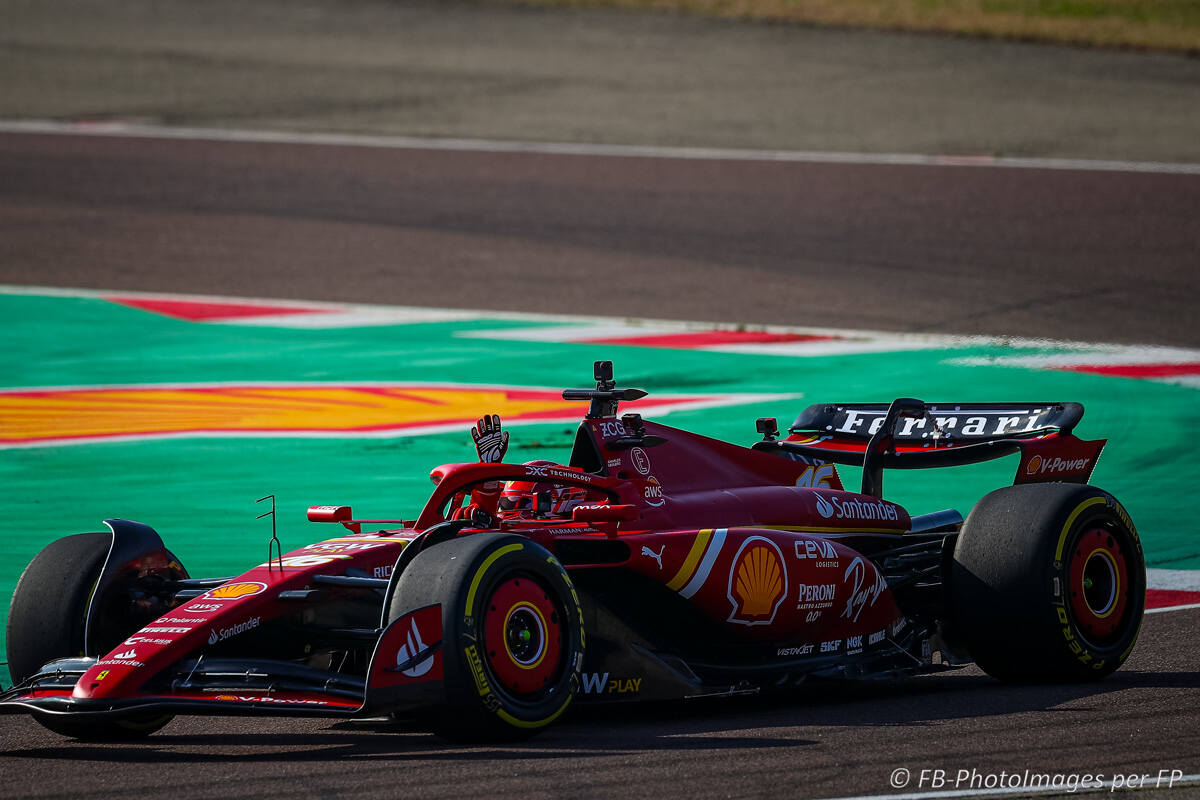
(499, 460, 589, 518)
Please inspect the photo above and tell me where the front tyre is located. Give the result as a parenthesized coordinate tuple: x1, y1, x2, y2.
(7, 533, 174, 739)
(388, 534, 585, 742)
(949, 483, 1144, 682)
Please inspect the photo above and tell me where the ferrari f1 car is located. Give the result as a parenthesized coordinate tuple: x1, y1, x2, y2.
(2, 362, 1144, 741)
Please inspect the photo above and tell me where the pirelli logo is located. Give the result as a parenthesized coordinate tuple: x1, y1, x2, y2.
(465, 644, 491, 698)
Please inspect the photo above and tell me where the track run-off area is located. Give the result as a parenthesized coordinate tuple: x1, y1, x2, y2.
(0, 122, 1198, 799)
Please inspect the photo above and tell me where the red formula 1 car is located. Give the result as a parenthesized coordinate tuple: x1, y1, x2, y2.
(2, 362, 1144, 741)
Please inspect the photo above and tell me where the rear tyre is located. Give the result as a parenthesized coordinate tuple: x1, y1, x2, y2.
(388, 534, 584, 742)
(7, 533, 174, 739)
(949, 483, 1144, 682)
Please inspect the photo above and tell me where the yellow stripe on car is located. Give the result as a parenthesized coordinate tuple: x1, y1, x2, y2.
(666, 529, 712, 591)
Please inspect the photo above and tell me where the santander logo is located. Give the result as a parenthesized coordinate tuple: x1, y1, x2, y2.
(814, 493, 900, 522)
(815, 494, 835, 519)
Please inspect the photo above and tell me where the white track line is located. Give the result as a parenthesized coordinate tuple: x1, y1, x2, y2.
(1147, 569, 1200, 591)
(1146, 570, 1200, 613)
(1146, 603, 1200, 615)
(3, 119, 1199, 176)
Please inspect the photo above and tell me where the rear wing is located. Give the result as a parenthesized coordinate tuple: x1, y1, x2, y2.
(753, 399, 1104, 497)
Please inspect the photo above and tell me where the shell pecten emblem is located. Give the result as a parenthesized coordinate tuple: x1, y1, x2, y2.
(727, 536, 787, 625)
(206, 582, 267, 600)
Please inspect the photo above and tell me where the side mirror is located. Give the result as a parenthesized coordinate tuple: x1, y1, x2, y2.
(307, 505, 361, 533)
(572, 504, 639, 523)
(308, 505, 353, 523)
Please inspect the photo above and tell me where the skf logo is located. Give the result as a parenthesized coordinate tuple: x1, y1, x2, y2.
(643, 476, 666, 507)
(727, 536, 787, 625)
(206, 582, 267, 600)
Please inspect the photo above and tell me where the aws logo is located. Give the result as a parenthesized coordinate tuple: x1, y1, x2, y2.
(727, 536, 787, 626)
(643, 476, 666, 507)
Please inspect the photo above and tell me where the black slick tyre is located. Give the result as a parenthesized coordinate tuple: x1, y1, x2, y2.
(7, 533, 174, 739)
(387, 533, 584, 742)
(949, 483, 1144, 682)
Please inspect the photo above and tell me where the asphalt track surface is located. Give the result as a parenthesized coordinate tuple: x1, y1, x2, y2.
(3, 3, 1200, 798)
(1, 129, 1198, 347)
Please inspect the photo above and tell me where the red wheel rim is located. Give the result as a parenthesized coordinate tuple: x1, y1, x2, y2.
(483, 575, 563, 696)
(1069, 527, 1129, 640)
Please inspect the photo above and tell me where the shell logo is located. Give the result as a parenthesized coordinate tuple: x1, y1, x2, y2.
(1026, 454, 1044, 475)
(727, 536, 787, 626)
(206, 582, 267, 600)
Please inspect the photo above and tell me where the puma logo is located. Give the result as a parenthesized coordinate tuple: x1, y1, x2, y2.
(641, 545, 665, 570)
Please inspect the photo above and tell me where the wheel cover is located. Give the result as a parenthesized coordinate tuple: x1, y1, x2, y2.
(482, 575, 564, 696)
(1069, 527, 1129, 641)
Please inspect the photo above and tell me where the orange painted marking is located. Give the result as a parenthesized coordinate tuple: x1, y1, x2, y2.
(0, 384, 708, 446)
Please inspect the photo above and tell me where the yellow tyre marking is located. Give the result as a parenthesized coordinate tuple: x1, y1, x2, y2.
(465, 543, 523, 617)
(665, 529, 712, 592)
(1055, 496, 1106, 562)
(496, 694, 573, 729)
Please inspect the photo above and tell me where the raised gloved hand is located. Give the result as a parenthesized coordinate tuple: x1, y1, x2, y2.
(471, 414, 509, 463)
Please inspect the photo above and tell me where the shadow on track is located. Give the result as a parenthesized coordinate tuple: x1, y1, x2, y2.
(7, 669, 1194, 763)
